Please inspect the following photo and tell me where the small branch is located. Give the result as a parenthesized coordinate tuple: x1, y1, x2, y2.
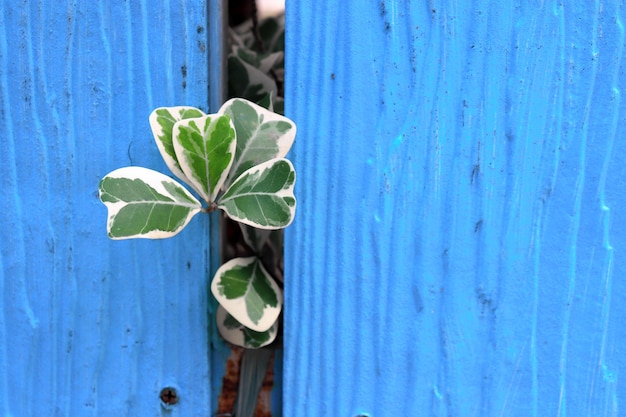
(204, 201, 218, 213)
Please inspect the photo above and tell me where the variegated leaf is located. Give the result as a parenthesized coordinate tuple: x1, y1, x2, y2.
(239, 223, 272, 254)
(228, 55, 278, 105)
(172, 114, 236, 202)
(211, 256, 282, 332)
(149, 106, 205, 183)
(216, 305, 278, 349)
(219, 97, 295, 189)
(99, 167, 202, 239)
(218, 158, 296, 230)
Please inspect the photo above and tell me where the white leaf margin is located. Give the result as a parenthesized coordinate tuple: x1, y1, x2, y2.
(149, 106, 206, 186)
(100, 166, 202, 240)
(218, 97, 296, 183)
(228, 56, 278, 98)
(218, 158, 297, 230)
(216, 305, 278, 349)
(239, 223, 272, 254)
(258, 51, 284, 74)
(211, 256, 283, 332)
(172, 115, 237, 203)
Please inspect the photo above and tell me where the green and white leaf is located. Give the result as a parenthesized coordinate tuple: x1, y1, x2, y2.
(99, 167, 202, 240)
(256, 93, 284, 117)
(239, 223, 272, 254)
(233, 45, 283, 74)
(255, 93, 274, 112)
(172, 114, 236, 202)
(211, 256, 282, 332)
(263, 231, 285, 284)
(216, 305, 278, 349)
(226, 59, 279, 125)
(258, 51, 283, 74)
(219, 98, 296, 187)
(218, 158, 296, 230)
(233, 43, 258, 64)
(258, 15, 285, 53)
(149, 106, 205, 183)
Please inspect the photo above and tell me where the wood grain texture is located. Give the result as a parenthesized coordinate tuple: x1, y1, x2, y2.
(0, 1, 220, 415)
(284, 1, 626, 415)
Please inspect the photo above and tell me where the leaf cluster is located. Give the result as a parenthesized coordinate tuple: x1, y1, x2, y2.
(99, 97, 296, 347)
(228, 15, 285, 111)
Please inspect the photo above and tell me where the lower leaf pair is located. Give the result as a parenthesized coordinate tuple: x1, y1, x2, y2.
(213, 257, 282, 348)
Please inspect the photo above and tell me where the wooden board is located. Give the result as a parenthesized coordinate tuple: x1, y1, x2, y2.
(0, 1, 220, 415)
(284, 1, 626, 415)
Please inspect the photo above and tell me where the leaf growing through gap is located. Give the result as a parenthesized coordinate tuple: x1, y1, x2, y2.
(228, 56, 278, 105)
(219, 98, 296, 188)
(217, 158, 296, 230)
(239, 223, 273, 254)
(172, 114, 236, 202)
(211, 257, 282, 332)
(99, 167, 202, 239)
(149, 106, 206, 184)
(216, 305, 278, 349)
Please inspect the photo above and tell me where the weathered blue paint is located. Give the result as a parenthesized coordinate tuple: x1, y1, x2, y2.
(0, 1, 220, 415)
(285, 1, 626, 415)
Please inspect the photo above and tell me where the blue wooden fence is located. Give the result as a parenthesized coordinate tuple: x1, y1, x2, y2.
(284, 1, 626, 416)
(0, 1, 224, 415)
(3, 0, 626, 416)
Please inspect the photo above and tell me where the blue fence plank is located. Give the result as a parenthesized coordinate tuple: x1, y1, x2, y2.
(0, 1, 218, 415)
(284, 1, 626, 415)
